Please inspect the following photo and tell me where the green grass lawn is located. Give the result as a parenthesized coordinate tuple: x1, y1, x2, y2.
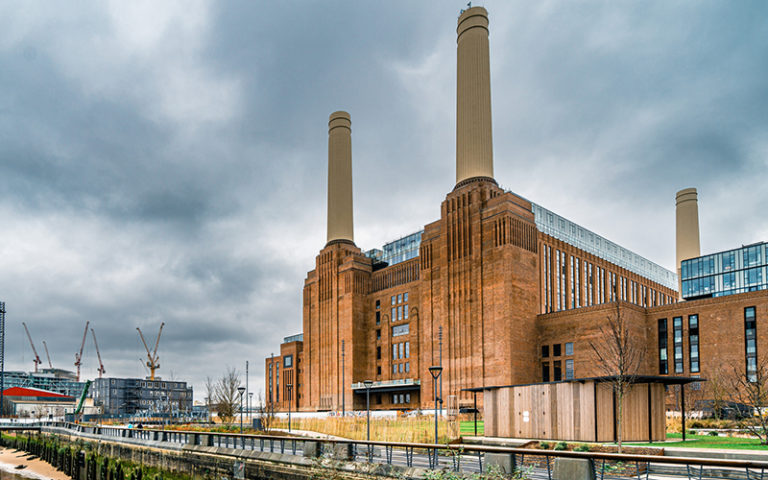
(630, 433, 768, 450)
(459, 420, 484, 436)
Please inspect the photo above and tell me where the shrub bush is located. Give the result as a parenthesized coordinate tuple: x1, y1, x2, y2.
(554, 441, 568, 451)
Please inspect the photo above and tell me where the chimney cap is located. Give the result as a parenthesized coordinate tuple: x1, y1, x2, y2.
(457, 6, 488, 39)
(676, 187, 698, 203)
(329, 111, 351, 132)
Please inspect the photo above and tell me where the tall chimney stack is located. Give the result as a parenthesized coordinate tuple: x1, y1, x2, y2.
(326, 111, 354, 246)
(456, 7, 494, 185)
(676, 187, 701, 298)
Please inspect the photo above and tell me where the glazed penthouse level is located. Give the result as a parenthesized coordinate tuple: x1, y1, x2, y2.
(265, 7, 767, 413)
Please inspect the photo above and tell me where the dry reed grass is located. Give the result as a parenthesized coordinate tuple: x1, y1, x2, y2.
(270, 416, 454, 443)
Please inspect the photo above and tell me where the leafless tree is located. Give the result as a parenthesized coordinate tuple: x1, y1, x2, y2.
(727, 355, 768, 444)
(213, 367, 242, 423)
(205, 376, 215, 422)
(708, 366, 730, 421)
(589, 301, 646, 452)
(257, 390, 275, 433)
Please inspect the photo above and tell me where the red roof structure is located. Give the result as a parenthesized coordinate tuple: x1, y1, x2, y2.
(2, 386, 74, 400)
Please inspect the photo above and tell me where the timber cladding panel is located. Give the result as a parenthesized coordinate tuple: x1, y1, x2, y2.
(483, 381, 666, 442)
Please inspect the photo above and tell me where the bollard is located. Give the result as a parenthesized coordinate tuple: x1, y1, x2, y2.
(553, 458, 595, 480)
(303, 441, 320, 458)
(485, 453, 516, 474)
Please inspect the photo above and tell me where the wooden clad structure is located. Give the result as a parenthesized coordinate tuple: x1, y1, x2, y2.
(477, 377, 697, 442)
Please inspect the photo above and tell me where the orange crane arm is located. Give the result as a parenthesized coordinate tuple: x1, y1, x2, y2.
(76, 320, 90, 363)
(22, 322, 42, 366)
(90, 328, 105, 376)
(137, 327, 152, 360)
(152, 322, 165, 361)
(43, 340, 53, 369)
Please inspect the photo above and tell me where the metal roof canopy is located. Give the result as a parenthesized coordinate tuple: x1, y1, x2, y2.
(461, 375, 705, 393)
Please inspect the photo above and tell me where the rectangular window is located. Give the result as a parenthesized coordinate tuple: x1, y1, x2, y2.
(283, 355, 293, 368)
(393, 346, 397, 360)
(376, 311, 380, 325)
(565, 342, 573, 356)
(398, 293, 402, 303)
(556, 250, 561, 311)
(565, 359, 574, 380)
(542, 362, 550, 382)
(376, 346, 381, 360)
(398, 306, 403, 320)
(393, 394, 398, 404)
(689, 315, 699, 373)
(553, 361, 562, 381)
(553, 344, 561, 357)
(405, 362, 410, 373)
(404, 304, 409, 319)
(405, 342, 410, 358)
(393, 364, 397, 374)
(658, 319, 668, 374)
(541, 345, 549, 358)
(376, 299, 380, 309)
(405, 393, 411, 403)
(376, 329, 381, 340)
(392, 324, 409, 337)
(561, 252, 567, 310)
(399, 343, 404, 359)
(570, 255, 575, 309)
(391, 307, 396, 321)
(391, 296, 396, 305)
(673, 317, 683, 373)
(376, 366, 381, 375)
(398, 363, 403, 373)
(404, 292, 408, 302)
(575, 257, 581, 307)
(746, 307, 757, 382)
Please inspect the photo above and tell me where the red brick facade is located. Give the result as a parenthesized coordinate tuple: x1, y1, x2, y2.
(263, 177, 764, 413)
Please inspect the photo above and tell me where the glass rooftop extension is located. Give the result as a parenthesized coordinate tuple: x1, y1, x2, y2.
(365, 231, 424, 267)
(681, 242, 767, 299)
(531, 203, 678, 290)
(283, 333, 303, 344)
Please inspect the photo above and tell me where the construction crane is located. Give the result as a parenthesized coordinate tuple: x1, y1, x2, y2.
(90, 328, 106, 378)
(42, 340, 53, 369)
(74, 320, 90, 381)
(22, 322, 42, 372)
(137, 322, 164, 380)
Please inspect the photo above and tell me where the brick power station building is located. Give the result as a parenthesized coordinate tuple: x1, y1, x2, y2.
(265, 7, 768, 413)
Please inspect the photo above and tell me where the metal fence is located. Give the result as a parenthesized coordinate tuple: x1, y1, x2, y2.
(5, 422, 768, 480)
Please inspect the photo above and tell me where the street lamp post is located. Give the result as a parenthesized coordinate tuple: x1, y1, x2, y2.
(429, 365, 443, 465)
(237, 386, 246, 434)
(363, 380, 374, 459)
(341, 340, 345, 418)
(287, 383, 293, 433)
(363, 380, 373, 440)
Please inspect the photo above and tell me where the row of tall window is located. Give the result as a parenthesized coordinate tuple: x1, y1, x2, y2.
(658, 311, 765, 378)
(542, 246, 673, 314)
(393, 362, 411, 374)
(392, 341, 410, 360)
(392, 393, 411, 404)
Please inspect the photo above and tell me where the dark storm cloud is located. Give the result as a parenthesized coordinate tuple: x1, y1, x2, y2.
(0, 1, 766, 399)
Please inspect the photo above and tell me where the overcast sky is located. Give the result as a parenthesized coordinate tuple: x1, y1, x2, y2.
(1, 1, 766, 402)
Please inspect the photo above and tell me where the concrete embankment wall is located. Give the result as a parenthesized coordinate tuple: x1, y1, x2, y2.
(3, 430, 409, 480)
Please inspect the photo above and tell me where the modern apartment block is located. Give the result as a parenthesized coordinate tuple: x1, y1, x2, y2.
(91, 377, 193, 416)
(265, 7, 767, 412)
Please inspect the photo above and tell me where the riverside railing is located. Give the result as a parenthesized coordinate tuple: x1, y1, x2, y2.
(24, 421, 768, 480)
